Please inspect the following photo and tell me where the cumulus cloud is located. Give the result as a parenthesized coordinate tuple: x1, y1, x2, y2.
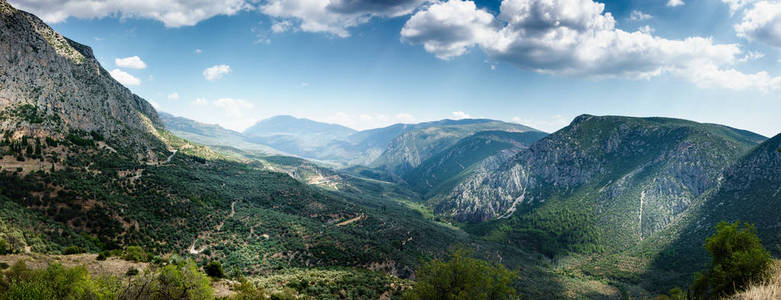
(259, 0, 428, 37)
(722, 0, 754, 14)
(114, 56, 147, 69)
(401, 0, 781, 92)
(735, 1, 781, 48)
(7, 0, 251, 27)
(194, 49, 203, 54)
(667, 0, 685, 7)
(167, 92, 180, 100)
(109, 69, 141, 86)
(203, 65, 231, 81)
(451, 111, 471, 119)
(629, 10, 652, 21)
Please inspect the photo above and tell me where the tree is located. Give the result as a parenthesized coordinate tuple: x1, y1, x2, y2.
(152, 260, 213, 300)
(691, 221, 772, 299)
(204, 261, 225, 278)
(403, 248, 518, 300)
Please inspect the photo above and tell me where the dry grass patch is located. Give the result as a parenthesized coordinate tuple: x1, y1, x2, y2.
(731, 259, 781, 300)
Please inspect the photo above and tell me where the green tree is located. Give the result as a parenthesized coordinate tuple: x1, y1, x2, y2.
(204, 261, 225, 278)
(403, 248, 518, 300)
(691, 221, 772, 299)
(152, 260, 213, 300)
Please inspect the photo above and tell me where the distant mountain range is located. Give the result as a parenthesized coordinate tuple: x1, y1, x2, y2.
(2, 0, 780, 297)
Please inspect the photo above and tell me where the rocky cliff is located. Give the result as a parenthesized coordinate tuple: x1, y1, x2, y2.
(0, 0, 162, 153)
(440, 115, 765, 250)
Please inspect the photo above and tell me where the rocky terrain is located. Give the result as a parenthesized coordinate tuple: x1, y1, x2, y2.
(0, 0, 162, 155)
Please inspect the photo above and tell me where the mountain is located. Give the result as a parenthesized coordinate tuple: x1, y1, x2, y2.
(443, 115, 766, 254)
(242, 115, 356, 158)
(369, 119, 539, 180)
(0, 0, 477, 279)
(159, 112, 280, 155)
(646, 132, 781, 282)
(0, 0, 161, 155)
(404, 130, 548, 198)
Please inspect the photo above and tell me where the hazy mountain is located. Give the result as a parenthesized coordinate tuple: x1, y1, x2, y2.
(404, 130, 548, 198)
(159, 112, 280, 155)
(370, 119, 539, 180)
(242, 115, 357, 158)
(443, 115, 765, 254)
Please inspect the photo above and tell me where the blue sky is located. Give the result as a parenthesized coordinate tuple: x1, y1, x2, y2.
(8, 0, 781, 136)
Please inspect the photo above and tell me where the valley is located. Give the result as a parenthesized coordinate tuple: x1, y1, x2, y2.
(0, 0, 780, 299)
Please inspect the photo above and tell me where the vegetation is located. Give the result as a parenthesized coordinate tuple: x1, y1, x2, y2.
(0, 259, 215, 300)
(691, 221, 772, 299)
(403, 248, 518, 300)
(204, 261, 224, 278)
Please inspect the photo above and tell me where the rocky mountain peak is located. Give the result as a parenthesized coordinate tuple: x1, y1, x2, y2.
(0, 1, 163, 153)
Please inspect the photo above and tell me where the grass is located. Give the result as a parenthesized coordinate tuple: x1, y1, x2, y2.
(730, 259, 781, 300)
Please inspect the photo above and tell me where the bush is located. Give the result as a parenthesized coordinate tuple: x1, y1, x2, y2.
(63, 245, 85, 255)
(0, 238, 11, 255)
(96, 250, 110, 261)
(152, 260, 213, 300)
(204, 261, 225, 278)
(123, 246, 146, 262)
(230, 277, 267, 300)
(691, 221, 772, 298)
(403, 247, 518, 300)
(126, 267, 139, 277)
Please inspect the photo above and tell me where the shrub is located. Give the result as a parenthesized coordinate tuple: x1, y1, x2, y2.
(691, 221, 772, 299)
(63, 245, 85, 255)
(126, 267, 139, 277)
(96, 250, 109, 261)
(230, 278, 267, 300)
(0, 238, 11, 255)
(204, 261, 225, 278)
(403, 247, 518, 300)
(152, 260, 213, 300)
(123, 246, 146, 262)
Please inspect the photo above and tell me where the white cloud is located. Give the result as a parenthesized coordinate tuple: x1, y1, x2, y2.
(167, 92, 180, 100)
(203, 64, 231, 81)
(114, 56, 147, 69)
(738, 50, 764, 62)
(259, 0, 428, 37)
(667, 0, 685, 7)
(638, 25, 654, 34)
(401, 0, 496, 59)
(512, 114, 570, 133)
(109, 69, 141, 86)
(212, 98, 257, 130)
(451, 111, 471, 119)
(8, 0, 251, 27)
(629, 10, 652, 21)
(192, 98, 209, 105)
(395, 113, 415, 122)
(194, 49, 203, 54)
(735, 1, 781, 48)
(401, 0, 781, 92)
(722, 0, 754, 14)
(271, 20, 293, 33)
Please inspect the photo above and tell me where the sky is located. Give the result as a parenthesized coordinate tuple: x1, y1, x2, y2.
(7, 0, 781, 136)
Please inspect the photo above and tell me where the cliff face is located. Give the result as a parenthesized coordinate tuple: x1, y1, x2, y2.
(0, 0, 162, 151)
(439, 115, 765, 249)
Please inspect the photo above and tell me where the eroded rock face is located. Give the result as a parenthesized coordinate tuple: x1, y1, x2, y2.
(438, 115, 764, 245)
(0, 0, 161, 150)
